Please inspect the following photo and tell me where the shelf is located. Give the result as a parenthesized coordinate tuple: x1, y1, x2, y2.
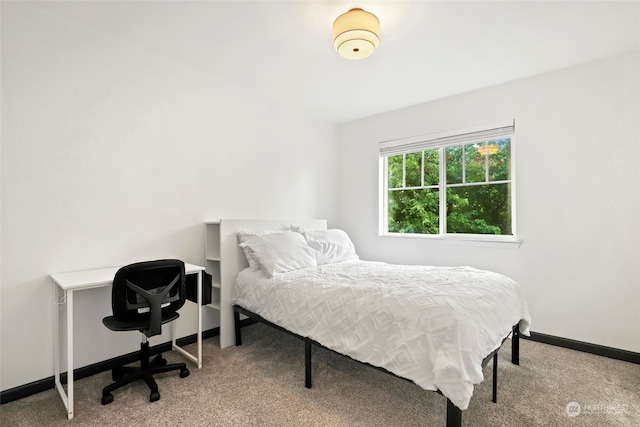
(205, 223, 221, 260)
(204, 222, 223, 326)
(204, 220, 234, 347)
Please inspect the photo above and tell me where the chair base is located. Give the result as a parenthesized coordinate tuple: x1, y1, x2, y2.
(101, 341, 189, 405)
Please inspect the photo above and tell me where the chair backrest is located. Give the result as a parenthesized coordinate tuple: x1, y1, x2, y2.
(111, 259, 186, 337)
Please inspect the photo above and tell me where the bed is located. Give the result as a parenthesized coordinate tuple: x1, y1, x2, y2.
(222, 219, 530, 427)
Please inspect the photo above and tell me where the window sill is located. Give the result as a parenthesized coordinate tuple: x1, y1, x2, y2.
(377, 233, 522, 249)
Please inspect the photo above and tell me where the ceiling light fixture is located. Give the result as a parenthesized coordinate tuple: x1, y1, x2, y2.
(333, 8, 380, 60)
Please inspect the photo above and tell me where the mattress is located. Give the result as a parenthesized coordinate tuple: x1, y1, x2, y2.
(232, 260, 531, 410)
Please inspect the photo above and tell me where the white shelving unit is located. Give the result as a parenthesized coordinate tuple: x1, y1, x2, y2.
(204, 219, 241, 348)
(204, 221, 222, 319)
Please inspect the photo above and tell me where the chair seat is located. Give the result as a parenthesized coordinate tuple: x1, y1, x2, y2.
(103, 312, 180, 333)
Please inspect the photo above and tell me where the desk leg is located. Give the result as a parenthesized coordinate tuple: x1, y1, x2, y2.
(53, 284, 74, 420)
(66, 290, 74, 419)
(172, 271, 203, 369)
(53, 284, 60, 388)
(196, 271, 202, 368)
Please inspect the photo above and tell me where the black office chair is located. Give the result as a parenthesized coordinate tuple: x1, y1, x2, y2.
(101, 259, 190, 405)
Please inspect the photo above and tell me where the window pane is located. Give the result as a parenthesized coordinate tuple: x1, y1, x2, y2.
(423, 149, 439, 186)
(388, 189, 439, 234)
(446, 183, 512, 235)
(465, 143, 485, 183)
(387, 155, 403, 189)
(446, 146, 463, 184)
(405, 152, 422, 187)
(489, 138, 510, 181)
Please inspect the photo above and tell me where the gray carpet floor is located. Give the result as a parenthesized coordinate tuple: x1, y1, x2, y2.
(1, 323, 638, 426)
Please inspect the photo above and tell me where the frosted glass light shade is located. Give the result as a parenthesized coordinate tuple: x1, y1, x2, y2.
(333, 8, 380, 60)
(478, 144, 500, 156)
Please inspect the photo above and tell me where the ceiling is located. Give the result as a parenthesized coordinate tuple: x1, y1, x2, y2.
(32, 1, 640, 124)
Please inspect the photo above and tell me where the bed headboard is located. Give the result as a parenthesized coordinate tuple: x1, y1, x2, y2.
(218, 219, 327, 348)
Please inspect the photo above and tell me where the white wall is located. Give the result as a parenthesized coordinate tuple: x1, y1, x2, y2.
(337, 51, 640, 353)
(0, 3, 338, 391)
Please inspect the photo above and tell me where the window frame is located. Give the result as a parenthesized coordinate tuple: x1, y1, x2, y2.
(379, 121, 519, 245)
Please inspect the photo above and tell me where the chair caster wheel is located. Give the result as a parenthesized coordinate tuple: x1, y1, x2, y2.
(150, 390, 160, 402)
(180, 368, 190, 378)
(102, 393, 114, 405)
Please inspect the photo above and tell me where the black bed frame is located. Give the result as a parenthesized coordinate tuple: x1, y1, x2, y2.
(233, 304, 520, 427)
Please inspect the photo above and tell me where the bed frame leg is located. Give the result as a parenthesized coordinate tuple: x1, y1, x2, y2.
(446, 399, 462, 427)
(492, 352, 498, 403)
(511, 325, 520, 365)
(234, 309, 242, 346)
(304, 340, 312, 389)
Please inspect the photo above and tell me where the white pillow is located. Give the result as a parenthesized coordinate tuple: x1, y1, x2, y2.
(239, 230, 317, 277)
(237, 230, 284, 271)
(300, 229, 358, 265)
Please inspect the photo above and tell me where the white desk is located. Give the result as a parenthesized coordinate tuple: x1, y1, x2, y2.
(50, 263, 205, 420)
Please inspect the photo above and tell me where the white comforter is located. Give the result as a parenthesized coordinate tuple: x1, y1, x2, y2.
(232, 260, 531, 410)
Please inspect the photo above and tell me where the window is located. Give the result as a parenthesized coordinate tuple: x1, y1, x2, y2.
(379, 121, 516, 240)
